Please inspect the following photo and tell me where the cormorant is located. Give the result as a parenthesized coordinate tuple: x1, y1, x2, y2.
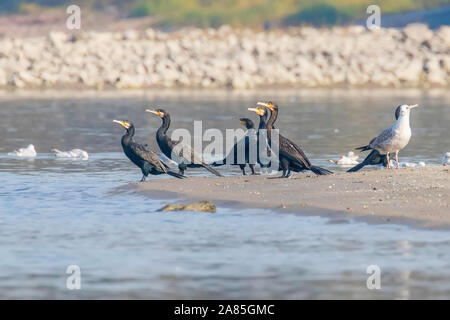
(247, 106, 273, 169)
(145, 109, 222, 177)
(113, 120, 184, 181)
(347, 105, 402, 172)
(253, 101, 333, 177)
(354, 104, 418, 169)
(213, 117, 257, 175)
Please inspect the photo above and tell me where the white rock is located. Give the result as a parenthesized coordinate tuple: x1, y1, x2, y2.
(403, 23, 434, 43)
(425, 57, 447, 85)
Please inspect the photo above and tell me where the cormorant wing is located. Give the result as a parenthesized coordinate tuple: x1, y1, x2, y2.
(279, 136, 312, 168)
(130, 142, 168, 173)
(172, 141, 205, 165)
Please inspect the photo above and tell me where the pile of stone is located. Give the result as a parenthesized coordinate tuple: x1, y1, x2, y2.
(0, 24, 448, 89)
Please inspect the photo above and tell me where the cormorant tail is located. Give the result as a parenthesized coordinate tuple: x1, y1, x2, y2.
(346, 161, 366, 173)
(310, 165, 333, 175)
(347, 150, 386, 173)
(202, 163, 223, 177)
(167, 170, 186, 179)
(211, 160, 226, 167)
(355, 145, 371, 152)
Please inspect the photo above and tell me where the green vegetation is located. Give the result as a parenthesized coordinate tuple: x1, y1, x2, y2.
(1, 0, 449, 27)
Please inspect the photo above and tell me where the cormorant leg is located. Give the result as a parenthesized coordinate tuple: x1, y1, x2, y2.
(386, 153, 391, 169)
(249, 164, 256, 175)
(395, 151, 400, 169)
(178, 163, 186, 176)
(140, 175, 146, 182)
(280, 158, 290, 178)
(240, 164, 246, 175)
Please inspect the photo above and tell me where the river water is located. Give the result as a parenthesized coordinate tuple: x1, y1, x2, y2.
(0, 89, 449, 299)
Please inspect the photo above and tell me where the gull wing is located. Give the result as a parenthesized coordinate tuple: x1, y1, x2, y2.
(369, 126, 395, 150)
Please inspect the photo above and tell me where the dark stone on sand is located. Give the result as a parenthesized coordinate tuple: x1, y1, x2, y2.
(158, 201, 216, 213)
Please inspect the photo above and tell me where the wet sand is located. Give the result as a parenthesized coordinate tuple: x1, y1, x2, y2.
(130, 166, 450, 229)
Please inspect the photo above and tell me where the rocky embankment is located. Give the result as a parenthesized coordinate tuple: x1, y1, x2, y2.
(0, 24, 449, 89)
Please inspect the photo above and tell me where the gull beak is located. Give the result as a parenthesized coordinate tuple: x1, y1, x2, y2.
(407, 104, 418, 110)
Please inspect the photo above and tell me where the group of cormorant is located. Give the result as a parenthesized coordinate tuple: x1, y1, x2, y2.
(114, 101, 417, 181)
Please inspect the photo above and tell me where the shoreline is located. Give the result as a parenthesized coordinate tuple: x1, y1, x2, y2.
(125, 166, 450, 230)
(1, 87, 450, 100)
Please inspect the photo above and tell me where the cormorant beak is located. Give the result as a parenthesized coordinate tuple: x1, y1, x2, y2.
(248, 107, 264, 116)
(145, 109, 162, 116)
(407, 104, 418, 110)
(257, 101, 273, 111)
(240, 120, 246, 126)
(113, 119, 130, 129)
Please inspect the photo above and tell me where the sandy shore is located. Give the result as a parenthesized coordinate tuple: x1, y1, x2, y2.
(128, 166, 450, 229)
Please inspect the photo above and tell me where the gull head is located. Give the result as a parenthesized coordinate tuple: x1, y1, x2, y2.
(398, 104, 418, 117)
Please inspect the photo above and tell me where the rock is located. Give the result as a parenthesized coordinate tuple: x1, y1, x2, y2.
(0, 69, 7, 86)
(0, 25, 447, 89)
(158, 201, 216, 213)
(436, 26, 450, 47)
(403, 23, 434, 43)
(394, 58, 424, 83)
(48, 31, 67, 46)
(424, 57, 447, 85)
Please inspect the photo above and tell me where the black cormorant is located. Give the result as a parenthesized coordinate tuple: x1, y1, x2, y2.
(347, 106, 402, 172)
(113, 120, 184, 182)
(145, 109, 222, 177)
(213, 118, 257, 175)
(253, 102, 333, 177)
(247, 106, 273, 169)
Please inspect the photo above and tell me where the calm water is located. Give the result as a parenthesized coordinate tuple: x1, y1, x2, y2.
(0, 90, 449, 299)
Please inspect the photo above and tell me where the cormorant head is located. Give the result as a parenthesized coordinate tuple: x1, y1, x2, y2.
(257, 101, 277, 112)
(113, 120, 133, 131)
(239, 118, 254, 129)
(247, 106, 266, 116)
(397, 104, 418, 118)
(145, 108, 167, 118)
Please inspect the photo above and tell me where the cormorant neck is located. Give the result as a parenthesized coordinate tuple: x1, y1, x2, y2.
(157, 114, 170, 137)
(259, 112, 267, 129)
(122, 125, 135, 145)
(266, 107, 277, 135)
